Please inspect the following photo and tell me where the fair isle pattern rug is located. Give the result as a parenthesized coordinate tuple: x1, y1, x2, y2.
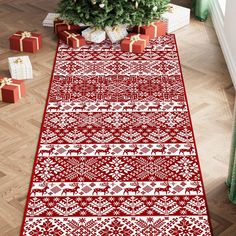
(21, 35, 212, 235)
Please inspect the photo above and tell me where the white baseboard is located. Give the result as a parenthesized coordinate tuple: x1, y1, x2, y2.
(209, 0, 236, 88)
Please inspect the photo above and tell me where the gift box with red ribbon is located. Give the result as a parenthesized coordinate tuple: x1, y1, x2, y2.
(133, 21, 167, 40)
(9, 31, 42, 53)
(59, 31, 86, 48)
(0, 77, 26, 103)
(120, 33, 149, 54)
(54, 18, 80, 34)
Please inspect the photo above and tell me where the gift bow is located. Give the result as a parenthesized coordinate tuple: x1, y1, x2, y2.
(21, 31, 32, 38)
(64, 31, 81, 47)
(167, 5, 174, 13)
(89, 27, 99, 37)
(14, 58, 23, 64)
(128, 34, 147, 52)
(130, 35, 141, 42)
(14, 31, 39, 51)
(0, 77, 22, 98)
(14, 58, 25, 79)
(0, 77, 12, 88)
(112, 25, 122, 33)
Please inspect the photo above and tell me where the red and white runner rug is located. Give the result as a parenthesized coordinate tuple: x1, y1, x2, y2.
(21, 34, 212, 235)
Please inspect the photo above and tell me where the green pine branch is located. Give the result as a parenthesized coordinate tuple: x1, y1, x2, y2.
(57, 0, 170, 29)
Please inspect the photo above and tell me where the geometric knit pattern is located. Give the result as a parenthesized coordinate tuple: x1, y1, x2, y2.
(20, 34, 212, 235)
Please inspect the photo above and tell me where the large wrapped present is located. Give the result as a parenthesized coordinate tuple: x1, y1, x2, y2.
(161, 4, 190, 33)
(0, 77, 26, 103)
(105, 25, 128, 43)
(8, 56, 33, 80)
(133, 21, 167, 40)
(120, 33, 149, 54)
(59, 31, 86, 48)
(54, 19, 80, 34)
(43, 13, 60, 27)
(82, 27, 106, 43)
(9, 31, 42, 53)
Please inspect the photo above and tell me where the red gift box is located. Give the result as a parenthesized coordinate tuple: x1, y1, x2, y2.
(54, 19, 80, 34)
(120, 33, 149, 54)
(54, 18, 64, 32)
(9, 31, 42, 53)
(0, 77, 26, 103)
(59, 31, 86, 48)
(133, 21, 167, 40)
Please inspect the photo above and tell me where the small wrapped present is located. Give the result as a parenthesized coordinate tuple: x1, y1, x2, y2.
(120, 33, 149, 54)
(43, 13, 60, 27)
(54, 19, 80, 34)
(105, 25, 128, 43)
(8, 56, 33, 80)
(82, 27, 106, 43)
(133, 21, 167, 40)
(9, 31, 42, 53)
(161, 4, 190, 33)
(59, 31, 86, 48)
(0, 77, 26, 103)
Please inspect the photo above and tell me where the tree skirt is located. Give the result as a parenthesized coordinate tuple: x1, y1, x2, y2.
(21, 35, 212, 235)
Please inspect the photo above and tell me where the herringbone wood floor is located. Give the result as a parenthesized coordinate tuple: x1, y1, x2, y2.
(0, 1, 236, 235)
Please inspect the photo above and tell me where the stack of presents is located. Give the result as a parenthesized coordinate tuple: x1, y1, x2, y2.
(1, 4, 190, 104)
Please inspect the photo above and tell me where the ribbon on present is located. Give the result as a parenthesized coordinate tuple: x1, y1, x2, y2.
(137, 26, 141, 34)
(87, 27, 100, 40)
(150, 22, 158, 37)
(64, 31, 81, 47)
(14, 58, 23, 64)
(14, 58, 25, 79)
(167, 5, 174, 13)
(13, 31, 39, 52)
(105, 25, 122, 38)
(0, 77, 22, 98)
(112, 25, 122, 34)
(128, 34, 147, 52)
(55, 20, 71, 31)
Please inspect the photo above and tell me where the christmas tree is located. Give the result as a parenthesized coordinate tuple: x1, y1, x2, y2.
(57, 0, 170, 29)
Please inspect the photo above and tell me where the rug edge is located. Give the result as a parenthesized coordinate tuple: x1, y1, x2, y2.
(173, 34, 214, 236)
(19, 40, 60, 236)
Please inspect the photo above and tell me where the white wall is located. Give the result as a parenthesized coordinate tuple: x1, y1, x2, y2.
(210, 0, 236, 88)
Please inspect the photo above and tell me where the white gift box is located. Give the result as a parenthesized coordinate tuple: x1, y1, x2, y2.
(82, 27, 106, 43)
(43, 13, 60, 27)
(105, 25, 128, 43)
(8, 56, 33, 80)
(161, 4, 190, 33)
